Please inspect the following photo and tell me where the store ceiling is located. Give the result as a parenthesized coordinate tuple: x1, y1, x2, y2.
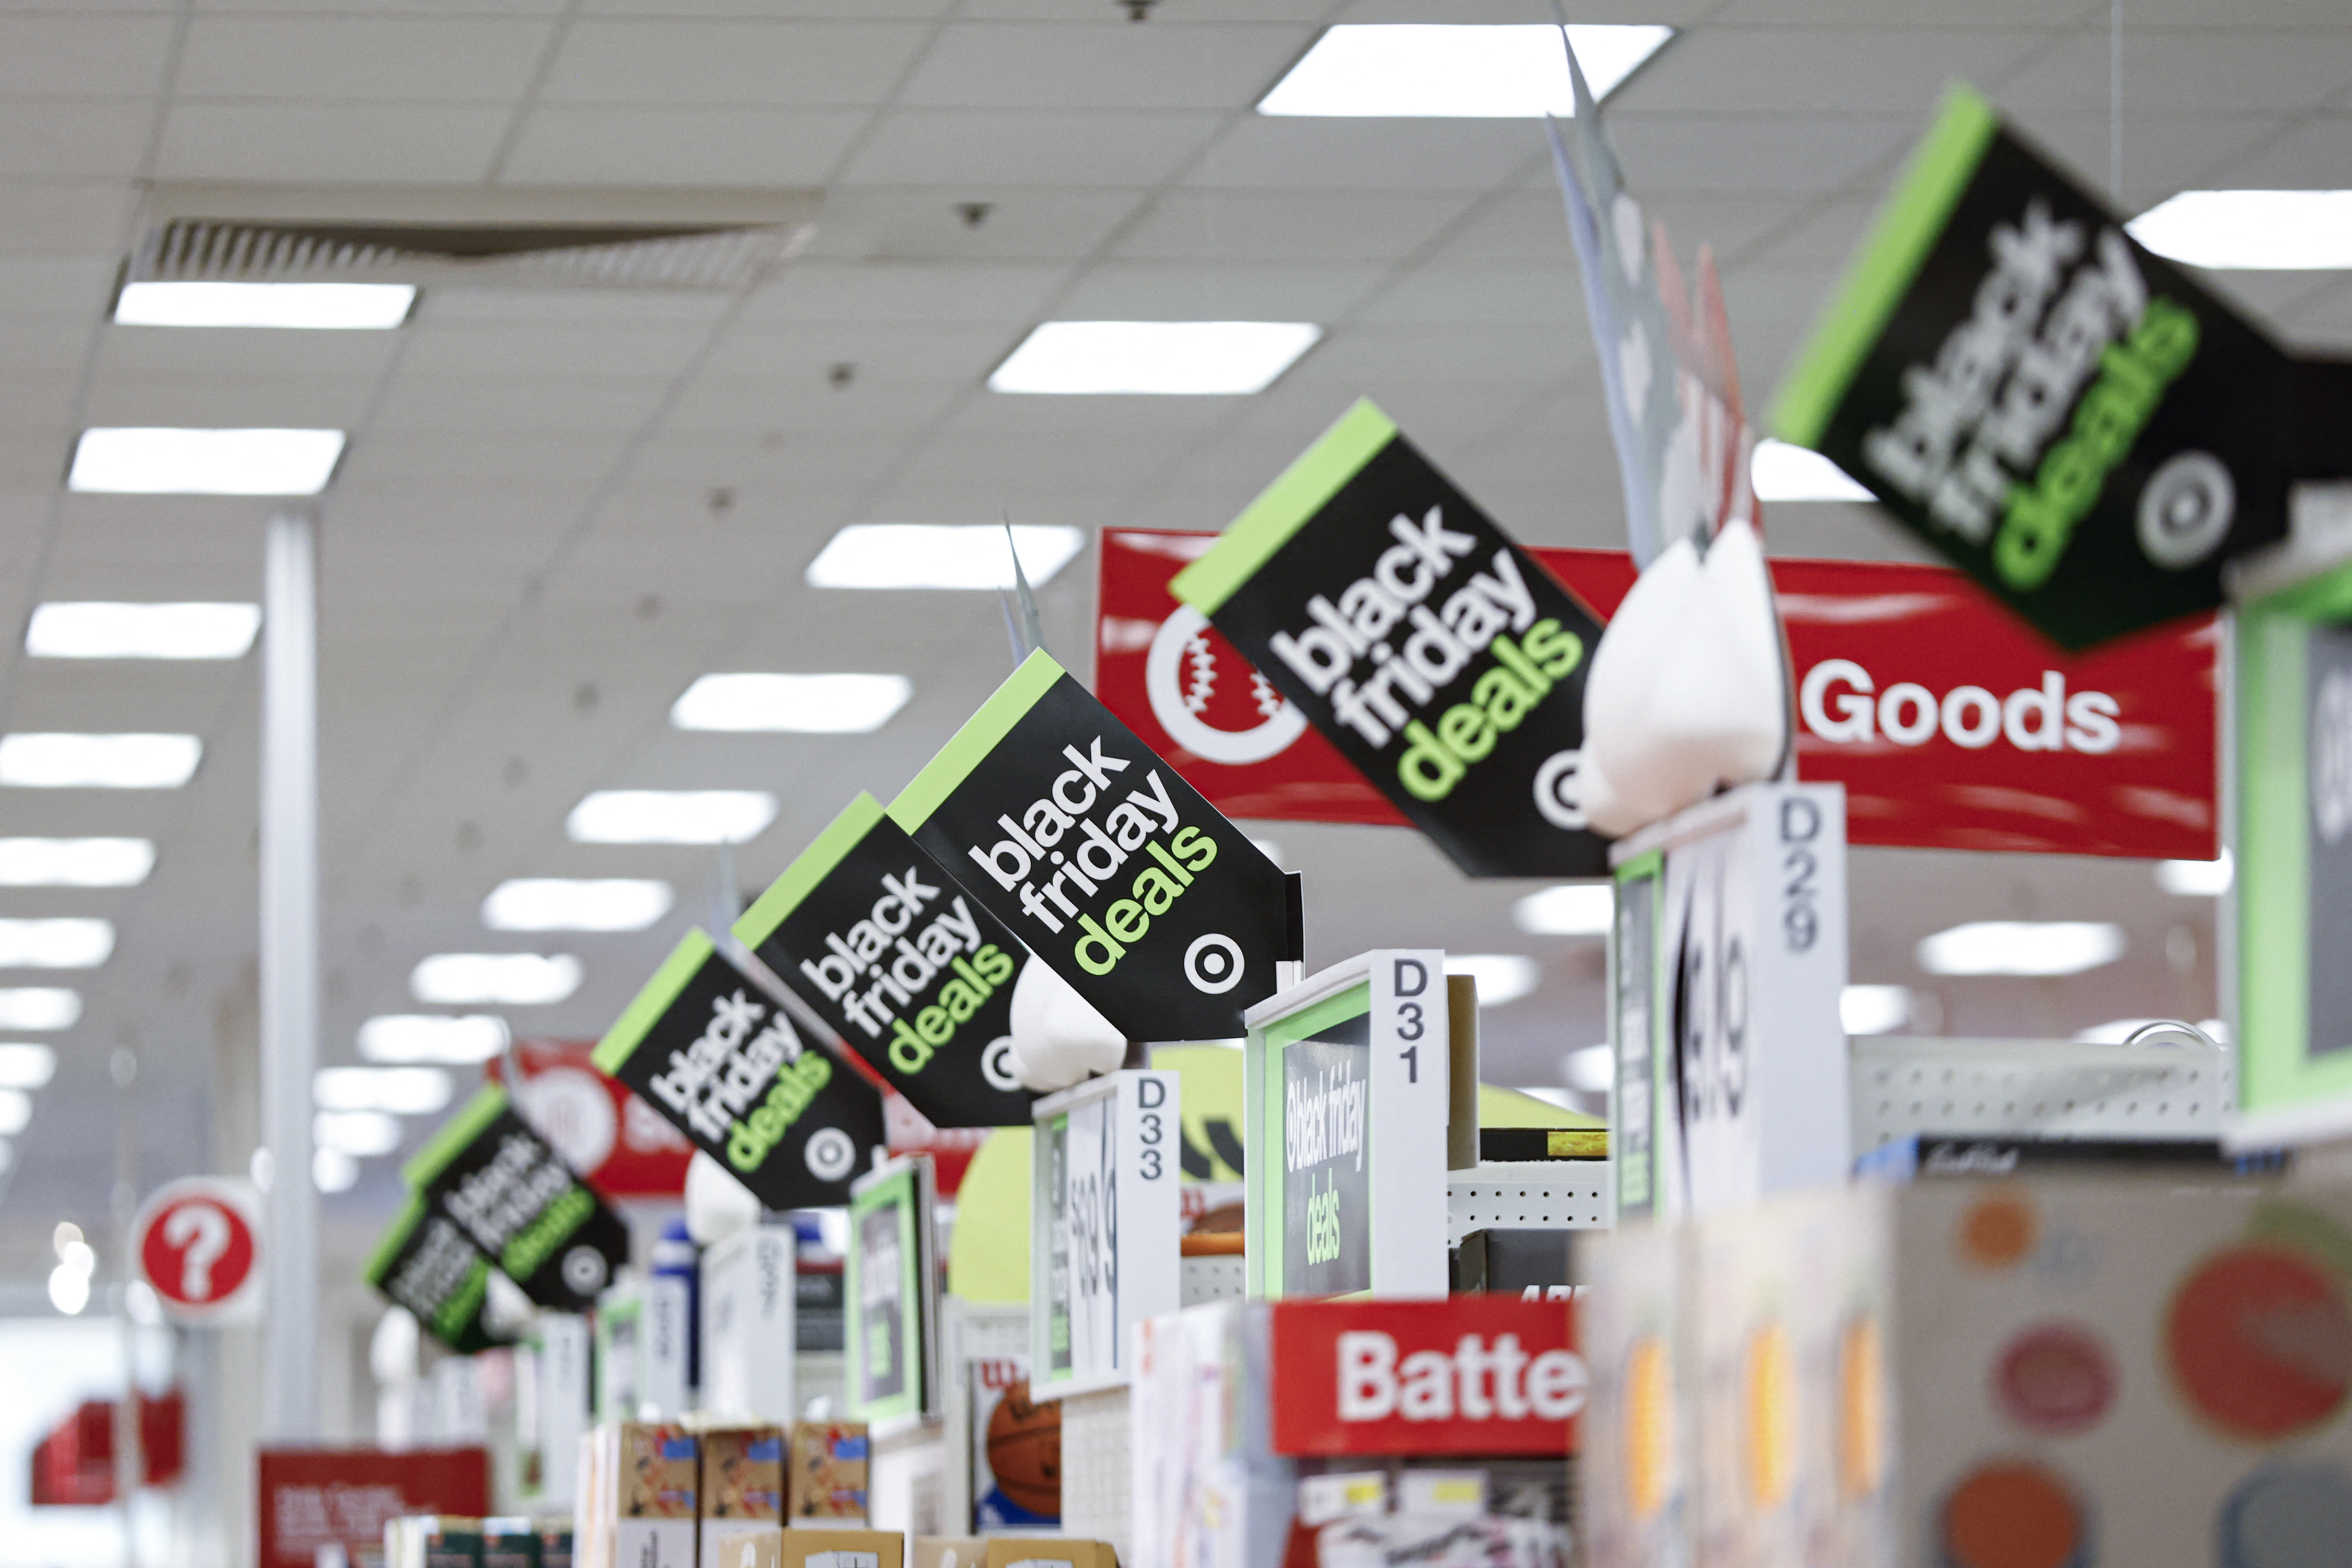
(0, 0, 2343, 1266)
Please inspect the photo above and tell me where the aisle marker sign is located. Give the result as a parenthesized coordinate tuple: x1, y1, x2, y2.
(1773, 85, 2299, 648)
(1172, 402, 1611, 877)
(365, 1194, 509, 1354)
(1031, 1068, 1181, 1396)
(734, 793, 1035, 1128)
(846, 1155, 939, 1423)
(132, 1175, 261, 1323)
(892, 649, 1298, 1043)
(594, 928, 886, 1209)
(402, 1085, 631, 1313)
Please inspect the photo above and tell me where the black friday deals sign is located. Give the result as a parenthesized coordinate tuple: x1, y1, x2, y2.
(1172, 401, 1611, 878)
(891, 650, 1297, 1043)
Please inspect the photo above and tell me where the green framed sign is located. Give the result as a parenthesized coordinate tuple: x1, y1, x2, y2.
(1609, 848, 1666, 1223)
(845, 1155, 938, 1423)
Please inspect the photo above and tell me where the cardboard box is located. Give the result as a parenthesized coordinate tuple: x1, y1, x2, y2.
(981, 1538, 1116, 1568)
(775, 1528, 903, 1568)
(614, 1423, 698, 1568)
(788, 1423, 868, 1524)
(702, 1427, 785, 1568)
(910, 1538, 987, 1568)
(701, 1525, 782, 1568)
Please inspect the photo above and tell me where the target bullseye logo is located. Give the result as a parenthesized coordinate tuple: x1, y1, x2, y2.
(981, 1036, 1022, 1092)
(804, 1126, 858, 1182)
(2137, 449, 2235, 569)
(561, 1244, 609, 1297)
(1146, 605, 1309, 766)
(1184, 932, 1244, 994)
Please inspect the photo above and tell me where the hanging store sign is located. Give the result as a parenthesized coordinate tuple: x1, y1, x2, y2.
(364, 1195, 509, 1354)
(488, 1037, 694, 1200)
(594, 929, 887, 1209)
(846, 1155, 940, 1423)
(1031, 1068, 1181, 1396)
(132, 1176, 262, 1323)
(1099, 531, 2217, 861)
(733, 793, 1035, 1128)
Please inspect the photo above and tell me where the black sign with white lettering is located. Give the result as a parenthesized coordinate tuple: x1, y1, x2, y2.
(734, 794, 1034, 1128)
(1774, 86, 2297, 649)
(892, 652, 1299, 1043)
(1172, 400, 1610, 877)
(595, 930, 888, 1208)
(402, 1086, 630, 1313)
(365, 1196, 510, 1354)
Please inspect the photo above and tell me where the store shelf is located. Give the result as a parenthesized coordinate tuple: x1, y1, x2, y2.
(1851, 1034, 2233, 1150)
(1447, 1162, 1613, 1244)
(1180, 1253, 1245, 1307)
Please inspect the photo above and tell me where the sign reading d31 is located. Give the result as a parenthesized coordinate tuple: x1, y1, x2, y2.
(893, 650, 1299, 1043)
(1172, 401, 1611, 878)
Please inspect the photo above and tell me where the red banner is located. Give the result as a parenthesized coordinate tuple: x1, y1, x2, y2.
(1268, 1296, 1581, 1457)
(1097, 531, 2217, 860)
(490, 1038, 693, 1199)
(257, 1447, 488, 1568)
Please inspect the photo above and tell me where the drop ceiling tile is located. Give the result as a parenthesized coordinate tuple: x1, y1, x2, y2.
(1352, 263, 1596, 327)
(81, 370, 382, 429)
(0, 183, 142, 254)
(1622, 28, 2061, 117)
(95, 324, 406, 381)
(0, 318, 96, 373)
(0, 14, 176, 97)
(0, 253, 126, 319)
(418, 287, 735, 329)
(398, 323, 712, 379)
(1595, 112, 1917, 193)
(2204, 112, 2352, 188)
(2003, 110, 2298, 202)
(0, 101, 158, 179)
(177, 16, 556, 100)
(1051, 260, 1386, 320)
(1336, 0, 1713, 20)
(196, 0, 565, 11)
(497, 106, 868, 186)
(697, 324, 1008, 386)
(1187, 118, 1545, 191)
(156, 102, 511, 182)
(663, 375, 966, 435)
(838, 108, 1225, 188)
(805, 187, 1146, 263)
(1112, 189, 1477, 263)
(1290, 322, 1588, 387)
(1702, 0, 2098, 19)
(966, 0, 1328, 17)
(738, 259, 1069, 324)
(896, 21, 1308, 111)
(536, 19, 929, 106)
(1999, 27, 2352, 116)
(579, 0, 950, 13)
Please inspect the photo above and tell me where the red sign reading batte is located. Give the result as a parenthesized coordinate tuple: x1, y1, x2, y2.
(1098, 531, 2217, 860)
(1268, 1296, 1583, 1457)
(132, 1177, 261, 1321)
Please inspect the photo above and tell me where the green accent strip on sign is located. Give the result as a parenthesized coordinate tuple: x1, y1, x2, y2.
(365, 1194, 430, 1284)
(735, 794, 885, 950)
(403, 1084, 509, 1189)
(1265, 981, 1371, 1054)
(592, 928, 717, 1076)
(1770, 84, 1999, 448)
(890, 649, 1064, 831)
(1172, 399, 1398, 616)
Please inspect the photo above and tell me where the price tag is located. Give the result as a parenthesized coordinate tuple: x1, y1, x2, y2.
(1032, 1068, 1180, 1396)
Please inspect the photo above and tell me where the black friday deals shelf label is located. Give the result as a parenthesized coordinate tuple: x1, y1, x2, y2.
(1773, 85, 2297, 650)
(364, 1194, 508, 1354)
(401, 1085, 630, 1313)
(1171, 401, 1610, 878)
(890, 650, 1297, 1043)
(734, 793, 1034, 1129)
(594, 928, 887, 1210)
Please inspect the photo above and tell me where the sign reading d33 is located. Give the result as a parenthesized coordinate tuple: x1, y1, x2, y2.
(893, 650, 1298, 1043)
(734, 793, 1034, 1129)
(1172, 401, 1611, 878)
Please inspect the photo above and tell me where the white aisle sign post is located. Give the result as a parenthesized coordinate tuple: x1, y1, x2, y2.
(132, 1177, 264, 1322)
(1031, 1068, 1181, 1397)
(1368, 951, 1448, 1299)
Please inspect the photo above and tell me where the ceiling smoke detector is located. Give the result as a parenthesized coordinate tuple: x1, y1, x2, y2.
(125, 183, 820, 292)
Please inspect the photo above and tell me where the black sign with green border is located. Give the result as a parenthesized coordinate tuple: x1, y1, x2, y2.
(402, 1086, 630, 1313)
(1171, 399, 1609, 877)
(594, 928, 886, 1207)
(892, 649, 1299, 1043)
(1773, 85, 2296, 649)
(364, 1194, 509, 1354)
(734, 794, 1034, 1129)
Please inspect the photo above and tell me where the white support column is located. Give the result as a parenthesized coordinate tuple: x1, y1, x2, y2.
(260, 513, 320, 1443)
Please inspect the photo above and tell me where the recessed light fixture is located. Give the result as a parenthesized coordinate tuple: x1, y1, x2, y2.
(1514, 883, 1614, 937)
(2128, 190, 2352, 270)
(2156, 849, 2232, 896)
(314, 1147, 360, 1194)
(0, 1089, 30, 1135)
(806, 524, 1086, 592)
(671, 673, 913, 734)
(68, 428, 346, 495)
(1916, 921, 2124, 977)
(0, 734, 201, 789)
(1258, 24, 1672, 118)
(0, 989, 79, 1030)
(411, 952, 582, 1006)
(0, 1043, 57, 1088)
(314, 1065, 454, 1116)
(482, 878, 673, 933)
(0, 838, 155, 886)
(566, 790, 778, 846)
(114, 280, 416, 330)
(0, 919, 113, 970)
(1448, 953, 1541, 1008)
(1751, 439, 1873, 503)
(358, 1014, 510, 1065)
(314, 1109, 405, 1157)
(990, 321, 1320, 395)
(27, 602, 261, 660)
(1840, 984, 1913, 1035)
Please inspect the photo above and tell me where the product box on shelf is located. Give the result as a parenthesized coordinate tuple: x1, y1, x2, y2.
(788, 1422, 869, 1524)
(700, 1427, 785, 1568)
(701, 1225, 799, 1424)
(981, 1539, 1119, 1568)
(775, 1528, 904, 1568)
(911, 1539, 987, 1568)
(576, 1422, 698, 1568)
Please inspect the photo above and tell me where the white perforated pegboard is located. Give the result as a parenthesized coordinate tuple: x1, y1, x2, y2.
(1180, 1253, 1245, 1306)
(1851, 1033, 2233, 1151)
(1447, 1161, 1613, 1244)
(1058, 1384, 1133, 1566)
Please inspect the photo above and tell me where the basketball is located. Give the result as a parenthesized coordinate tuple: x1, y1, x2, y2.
(986, 1379, 1062, 1517)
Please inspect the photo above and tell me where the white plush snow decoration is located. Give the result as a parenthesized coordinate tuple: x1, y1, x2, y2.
(1007, 955, 1126, 1091)
(683, 1148, 762, 1246)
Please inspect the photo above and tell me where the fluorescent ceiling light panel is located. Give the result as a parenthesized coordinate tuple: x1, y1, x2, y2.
(992, 321, 1319, 395)
(1751, 439, 1873, 503)
(28, 602, 261, 660)
(115, 281, 415, 330)
(68, 428, 345, 495)
(0, 919, 112, 970)
(314, 1147, 359, 1194)
(1514, 883, 1614, 937)
(1448, 953, 1540, 1008)
(0, 989, 77, 1030)
(314, 1109, 403, 1158)
(0, 734, 200, 789)
(2157, 849, 2232, 896)
(806, 524, 1086, 592)
(482, 878, 673, 933)
(0, 1043, 56, 1088)
(1259, 24, 1671, 118)
(566, 790, 778, 846)
(411, 952, 582, 1006)
(0, 838, 154, 886)
(1840, 984, 1913, 1036)
(0, 1089, 29, 1136)
(1916, 921, 2124, 977)
(672, 673, 912, 734)
(2128, 190, 2352, 270)
(314, 1065, 453, 1116)
(358, 1014, 509, 1065)
(1565, 1043, 1612, 1093)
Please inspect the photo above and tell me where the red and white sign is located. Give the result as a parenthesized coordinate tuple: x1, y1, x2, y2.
(1268, 1296, 1582, 1456)
(257, 1447, 488, 1568)
(1098, 531, 2218, 860)
(132, 1177, 261, 1322)
(489, 1037, 693, 1199)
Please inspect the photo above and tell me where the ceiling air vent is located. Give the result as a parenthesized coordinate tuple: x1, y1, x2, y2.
(128, 183, 820, 291)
